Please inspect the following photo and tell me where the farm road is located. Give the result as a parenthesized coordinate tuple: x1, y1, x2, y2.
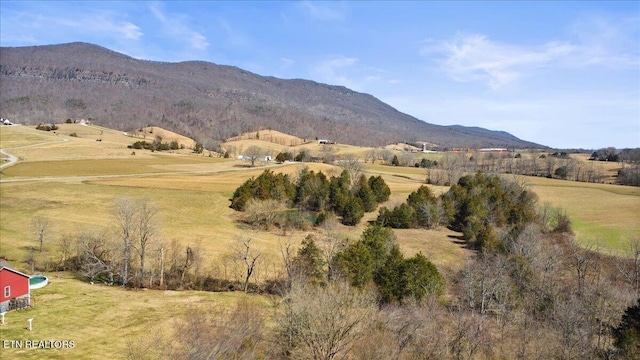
(0, 148, 18, 169)
(0, 160, 285, 184)
(0, 138, 69, 170)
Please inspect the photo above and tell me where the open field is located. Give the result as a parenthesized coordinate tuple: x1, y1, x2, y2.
(524, 176, 640, 253)
(1, 124, 638, 358)
(0, 271, 269, 360)
(2, 125, 636, 260)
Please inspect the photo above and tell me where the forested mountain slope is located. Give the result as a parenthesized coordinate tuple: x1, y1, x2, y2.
(1, 42, 544, 149)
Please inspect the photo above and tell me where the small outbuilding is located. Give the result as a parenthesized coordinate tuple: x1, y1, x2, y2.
(0, 266, 31, 312)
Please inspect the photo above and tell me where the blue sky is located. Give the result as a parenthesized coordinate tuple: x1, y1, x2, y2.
(1, 1, 638, 149)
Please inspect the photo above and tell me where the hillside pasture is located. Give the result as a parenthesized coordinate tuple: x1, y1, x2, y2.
(130, 126, 197, 149)
(525, 176, 640, 252)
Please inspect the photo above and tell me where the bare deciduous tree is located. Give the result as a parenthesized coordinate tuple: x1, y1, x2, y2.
(319, 144, 336, 163)
(319, 215, 348, 282)
(568, 241, 600, 294)
(78, 229, 115, 284)
(57, 233, 74, 271)
(113, 198, 161, 287)
(134, 199, 160, 287)
(32, 215, 50, 252)
(244, 199, 285, 230)
(114, 198, 136, 286)
(338, 154, 363, 185)
(616, 238, 640, 297)
(364, 148, 379, 164)
(245, 145, 264, 167)
(380, 149, 394, 165)
(233, 236, 261, 293)
(276, 282, 376, 360)
(127, 301, 266, 360)
(279, 236, 295, 288)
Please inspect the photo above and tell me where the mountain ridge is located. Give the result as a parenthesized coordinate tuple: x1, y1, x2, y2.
(0, 42, 545, 149)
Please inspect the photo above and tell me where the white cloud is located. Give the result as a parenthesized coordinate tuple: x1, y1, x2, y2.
(149, 3, 209, 50)
(426, 14, 639, 90)
(425, 33, 574, 90)
(0, 8, 143, 43)
(569, 15, 640, 68)
(59, 12, 143, 40)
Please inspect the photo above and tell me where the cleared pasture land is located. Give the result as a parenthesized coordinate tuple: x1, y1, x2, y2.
(1, 125, 637, 358)
(1, 156, 227, 178)
(525, 176, 640, 252)
(0, 272, 269, 360)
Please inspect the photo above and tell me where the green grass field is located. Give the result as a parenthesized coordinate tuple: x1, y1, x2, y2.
(524, 176, 640, 252)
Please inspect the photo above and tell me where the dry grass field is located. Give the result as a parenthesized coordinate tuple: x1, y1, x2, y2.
(0, 272, 269, 359)
(1, 124, 638, 358)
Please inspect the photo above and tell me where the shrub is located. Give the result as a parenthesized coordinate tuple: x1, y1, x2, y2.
(275, 152, 291, 163)
(551, 209, 573, 234)
(244, 199, 285, 229)
(282, 210, 313, 231)
(377, 203, 416, 229)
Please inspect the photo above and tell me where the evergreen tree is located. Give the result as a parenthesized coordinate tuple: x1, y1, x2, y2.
(407, 185, 436, 210)
(355, 175, 377, 212)
(230, 178, 255, 211)
(329, 173, 351, 214)
(334, 241, 374, 287)
(384, 203, 416, 229)
(341, 197, 364, 226)
(292, 235, 325, 285)
(374, 245, 406, 304)
(368, 175, 391, 203)
(360, 224, 396, 273)
(614, 299, 640, 359)
(403, 252, 445, 299)
(391, 154, 400, 166)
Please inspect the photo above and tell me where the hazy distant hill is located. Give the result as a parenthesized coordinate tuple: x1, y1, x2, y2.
(0, 42, 544, 149)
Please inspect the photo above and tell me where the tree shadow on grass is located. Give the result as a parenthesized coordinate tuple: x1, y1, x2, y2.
(447, 234, 468, 247)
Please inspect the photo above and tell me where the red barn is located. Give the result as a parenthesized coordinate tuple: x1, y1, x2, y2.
(0, 266, 31, 312)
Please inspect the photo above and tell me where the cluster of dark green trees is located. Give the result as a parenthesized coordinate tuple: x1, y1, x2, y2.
(333, 224, 444, 303)
(35, 123, 59, 131)
(377, 185, 446, 229)
(378, 172, 538, 252)
(287, 224, 444, 305)
(128, 136, 182, 151)
(230, 169, 390, 226)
